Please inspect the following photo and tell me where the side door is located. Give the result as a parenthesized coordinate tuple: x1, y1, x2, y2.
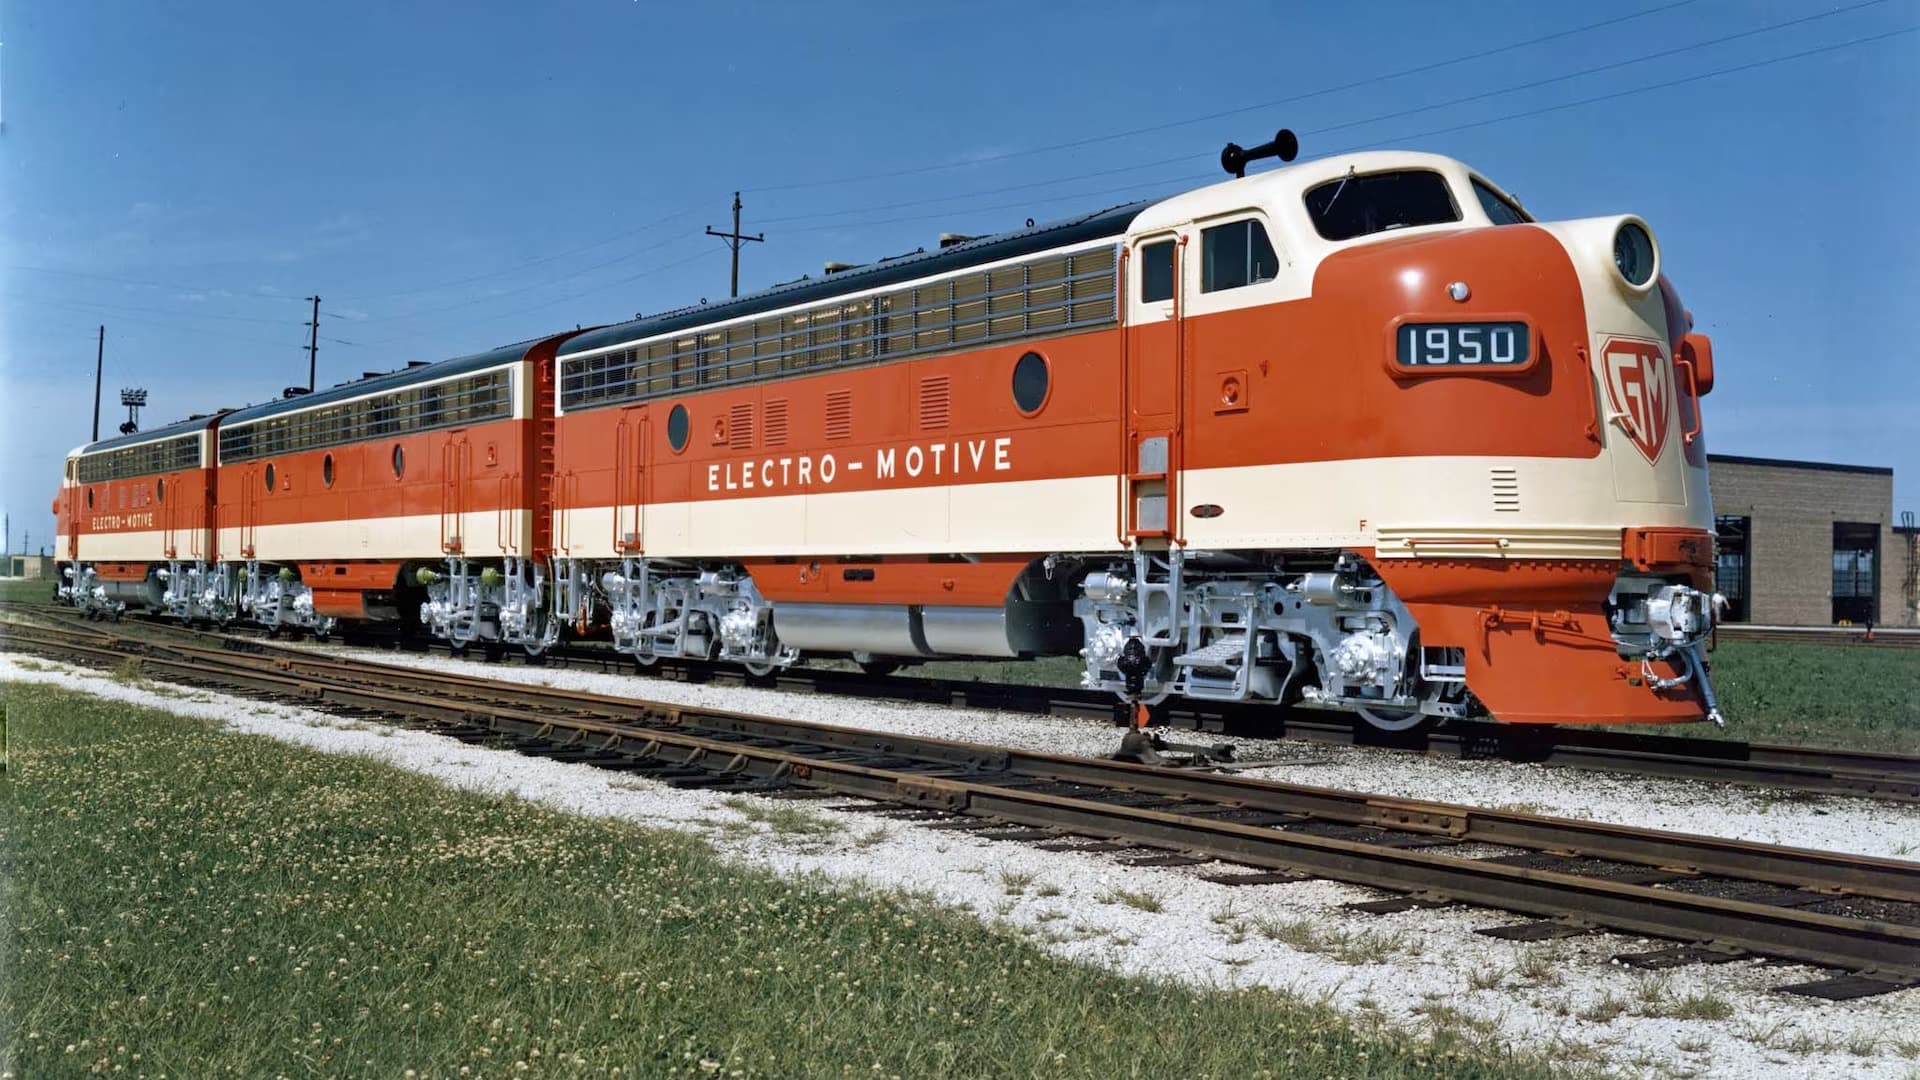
(1120, 230, 1186, 544)
(440, 431, 471, 556)
(612, 405, 648, 556)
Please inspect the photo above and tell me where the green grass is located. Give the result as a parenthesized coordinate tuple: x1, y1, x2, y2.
(0, 577, 56, 605)
(0, 681, 1578, 1080)
(866, 642, 1920, 754)
(1696, 641, 1920, 753)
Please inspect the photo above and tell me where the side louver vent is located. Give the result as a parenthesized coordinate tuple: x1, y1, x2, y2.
(918, 375, 951, 431)
(728, 402, 754, 450)
(1490, 467, 1520, 512)
(825, 389, 853, 440)
(763, 398, 789, 447)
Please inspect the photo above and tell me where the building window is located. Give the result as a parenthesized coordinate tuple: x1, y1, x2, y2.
(1832, 521, 1880, 625)
(1714, 515, 1750, 623)
(1200, 219, 1278, 293)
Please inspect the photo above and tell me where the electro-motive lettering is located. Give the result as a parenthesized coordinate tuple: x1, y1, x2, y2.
(88, 512, 158, 531)
(707, 437, 1012, 494)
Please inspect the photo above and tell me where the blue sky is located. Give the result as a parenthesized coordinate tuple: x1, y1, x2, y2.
(3, 0, 1916, 551)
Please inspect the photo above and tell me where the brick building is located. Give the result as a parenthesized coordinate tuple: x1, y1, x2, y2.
(1707, 454, 1917, 627)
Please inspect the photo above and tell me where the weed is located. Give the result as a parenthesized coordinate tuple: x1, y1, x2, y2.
(110, 656, 144, 684)
(997, 869, 1037, 895)
(721, 795, 843, 837)
(1513, 946, 1563, 986)
(1096, 887, 1164, 913)
(1576, 994, 1629, 1022)
(1467, 965, 1509, 992)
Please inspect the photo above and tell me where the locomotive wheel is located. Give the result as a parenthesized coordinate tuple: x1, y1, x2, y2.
(1354, 704, 1433, 733)
(742, 659, 779, 678)
(857, 659, 901, 677)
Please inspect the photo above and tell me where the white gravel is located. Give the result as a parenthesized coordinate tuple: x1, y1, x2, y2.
(297, 642, 1920, 862)
(7, 652, 1919, 1080)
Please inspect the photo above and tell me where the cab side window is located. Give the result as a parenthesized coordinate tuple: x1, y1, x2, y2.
(1140, 240, 1175, 303)
(1472, 180, 1530, 226)
(1201, 219, 1278, 293)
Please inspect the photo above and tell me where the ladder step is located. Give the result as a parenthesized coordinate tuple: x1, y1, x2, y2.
(1172, 634, 1248, 668)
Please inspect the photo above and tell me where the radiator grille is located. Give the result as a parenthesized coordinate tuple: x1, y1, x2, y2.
(918, 375, 951, 431)
(825, 390, 852, 440)
(763, 398, 788, 447)
(728, 403, 754, 450)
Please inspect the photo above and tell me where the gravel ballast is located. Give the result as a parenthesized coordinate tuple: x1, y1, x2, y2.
(8, 652, 1919, 1080)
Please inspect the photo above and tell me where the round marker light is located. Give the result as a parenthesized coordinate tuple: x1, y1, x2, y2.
(1614, 222, 1656, 288)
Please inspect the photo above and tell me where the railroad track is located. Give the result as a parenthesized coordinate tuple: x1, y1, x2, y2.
(5, 618, 1919, 999)
(5, 598, 1919, 804)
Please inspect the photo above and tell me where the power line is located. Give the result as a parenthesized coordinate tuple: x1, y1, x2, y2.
(0, 289, 308, 327)
(340, 234, 704, 325)
(756, 0, 1891, 234)
(329, 206, 701, 302)
(15, 297, 320, 350)
(6, 263, 305, 300)
(741, 0, 1705, 195)
(782, 22, 1920, 239)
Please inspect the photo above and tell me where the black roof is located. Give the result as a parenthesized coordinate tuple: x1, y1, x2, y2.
(78, 413, 222, 456)
(1708, 453, 1893, 478)
(560, 200, 1153, 357)
(220, 343, 532, 427)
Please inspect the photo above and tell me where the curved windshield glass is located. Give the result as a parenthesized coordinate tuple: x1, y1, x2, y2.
(1304, 170, 1460, 241)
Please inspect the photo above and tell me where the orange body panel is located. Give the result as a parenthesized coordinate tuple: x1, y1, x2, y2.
(742, 555, 1035, 607)
(215, 413, 530, 541)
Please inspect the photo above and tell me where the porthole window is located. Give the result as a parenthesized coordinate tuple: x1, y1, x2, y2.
(156, 478, 166, 503)
(1012, 351, 1050, 414)
(322, 453, 335, 488)
(392, 444, 406, 479)
(666, 404, 690, 452)
(264, 463, 277, 492)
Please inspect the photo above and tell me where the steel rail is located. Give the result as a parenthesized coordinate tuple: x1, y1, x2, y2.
(5, 599, 1918, 803)
(6, 621, 1919, 990)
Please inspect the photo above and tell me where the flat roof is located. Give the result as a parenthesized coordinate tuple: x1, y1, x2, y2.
(1707, 453, 1893, 478)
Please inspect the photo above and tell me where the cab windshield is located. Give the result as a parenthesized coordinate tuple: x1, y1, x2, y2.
(1304, 169, 1461, 241)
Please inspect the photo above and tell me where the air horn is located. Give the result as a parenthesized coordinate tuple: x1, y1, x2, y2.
(1220, 129, 1299, 178)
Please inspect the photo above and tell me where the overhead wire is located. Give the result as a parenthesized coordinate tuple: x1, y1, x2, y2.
(753, 0, 1891, 232)
(739, 0, 1707, 194)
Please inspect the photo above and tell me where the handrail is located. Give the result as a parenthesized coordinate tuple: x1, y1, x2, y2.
(1675, 357, 1702, 444)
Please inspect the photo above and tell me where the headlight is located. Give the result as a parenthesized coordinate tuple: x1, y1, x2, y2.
(1613, 221, 1657, 288)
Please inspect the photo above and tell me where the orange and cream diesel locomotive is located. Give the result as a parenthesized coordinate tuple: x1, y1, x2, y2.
(55, 415, 222, 617)
(57, 133, 1725, 728)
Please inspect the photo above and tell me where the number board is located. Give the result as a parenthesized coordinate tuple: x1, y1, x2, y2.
(1395, 321, 1531, 369)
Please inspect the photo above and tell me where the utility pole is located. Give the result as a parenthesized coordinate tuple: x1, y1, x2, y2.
(91, 325, 105, 442)
(705, 192, 763, 299)
(305, 296, 321, 391)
